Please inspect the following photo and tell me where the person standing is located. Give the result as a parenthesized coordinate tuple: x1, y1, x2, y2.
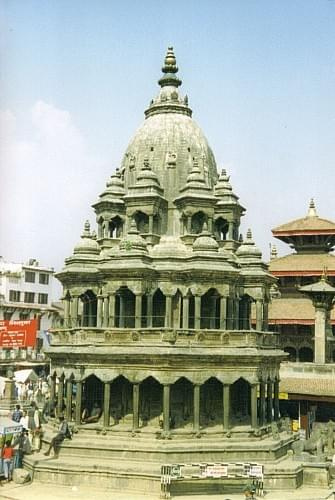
(12, 404, 23, 423)
(27, 401, 41, 451)
(2, 442, 14, 482)
(13, 430, 31, 468)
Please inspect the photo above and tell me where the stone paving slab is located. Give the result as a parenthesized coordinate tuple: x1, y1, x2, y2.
(0, 481, 334, 500)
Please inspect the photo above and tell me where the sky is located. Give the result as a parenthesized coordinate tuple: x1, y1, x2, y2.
(0, 0, 334, 299)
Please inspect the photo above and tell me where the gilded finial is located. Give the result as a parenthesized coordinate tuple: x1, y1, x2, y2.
(307, 198, 317, 217)
(246, 228, 253, 240)
(159, 47, 182, 88)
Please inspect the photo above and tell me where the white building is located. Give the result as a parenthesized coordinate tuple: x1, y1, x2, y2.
(0, 257, 60, 369)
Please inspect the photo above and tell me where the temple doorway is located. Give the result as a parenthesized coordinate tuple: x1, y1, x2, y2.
(171, 378, 193, 430)
(231, 378, 251, 426)
(140, 377, 162, 428)
(110, 376, 133, 427)
(200, 377, 222, 428)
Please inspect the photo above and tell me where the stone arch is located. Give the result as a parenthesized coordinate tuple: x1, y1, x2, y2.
(110, 375, 133, 426)
(80, 290, 97, 327)
(284, 346, 297, 362)
(191, 211, 206, 234)
(298, 346, 313, 362)
(201, 288, 220, 329)
(134, 210, 149, 233)
(109, 215, 123, 238)
(230, 377, 251, 426)
(171, 377, 193, 429)
(115, 286, 135, 328)
(152, 288, 166, 327)
(200, 377, 222, 428)
(82, 374, 104, 421)
(214, 217, 229, 241)
(140, 376, 162, 427)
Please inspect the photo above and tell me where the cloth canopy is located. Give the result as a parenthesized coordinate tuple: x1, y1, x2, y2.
(14, 369, 38, 384)
(0, 417, 22, 435)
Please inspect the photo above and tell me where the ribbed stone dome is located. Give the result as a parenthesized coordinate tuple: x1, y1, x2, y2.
(121, 48, 217, 203)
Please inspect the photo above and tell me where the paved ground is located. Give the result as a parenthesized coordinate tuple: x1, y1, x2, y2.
(0, 481, 334, 500)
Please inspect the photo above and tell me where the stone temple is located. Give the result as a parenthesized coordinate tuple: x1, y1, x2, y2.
(28, 48, 330, 495)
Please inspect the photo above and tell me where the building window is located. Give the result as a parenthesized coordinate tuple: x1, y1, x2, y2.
(39, 273, 49, 285)
(19, 312, 30, 320)
(9, 290, 21, 302)
(38, 293, 48, 305)
(24, 292, 35, 303)
(8, 276, 19, 284)
(25, 271, 35, 283)
(4, 312, 13, 320)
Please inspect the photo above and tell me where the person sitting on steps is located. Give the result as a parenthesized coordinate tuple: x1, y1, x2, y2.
(44, 416, 71, 458)
(81, 402, 102, 424)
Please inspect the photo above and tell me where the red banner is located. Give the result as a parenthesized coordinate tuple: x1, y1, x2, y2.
(0, 319, 37, 348)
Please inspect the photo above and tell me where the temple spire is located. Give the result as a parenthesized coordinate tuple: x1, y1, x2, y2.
(307, 198, 317, 217)
(158, 47, 182, 88)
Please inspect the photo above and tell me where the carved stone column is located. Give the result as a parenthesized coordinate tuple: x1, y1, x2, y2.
(57, 375, 64, 416)
(108, 293, 116, 327)
(259, 381, 266, 426)
(103, 296, 109, 328)
(50, 374, 56, 402)
(66, 379, 73, 421)
(220, 296, 227, 330)
(165, 295, 172, 328)
(256, 300, 263, 331)
(234, 298, 240, 329)
(182, 296, 189, 329)
(75, 381, 82, 425)
(267, 381, 273, 423)
(251, 384, 258, 429)
(97, 295, 104, 328)
(146, 293, 153, 327)
(135, 293, 142, 329)
(71, 295, 79, 328)
(132, 383, 140, 432)
(273, 379, 280, 421)
(163, 384, 171, 434)
(63, 296, 71, 328)
(193, 384, 200, 433)
(194, 296, 201, 329)
(104, 382, 111, 427)
(223, 384, 230, 431)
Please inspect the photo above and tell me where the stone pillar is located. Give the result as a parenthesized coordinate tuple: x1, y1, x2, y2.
(256, 300, 263, 331)
(163, 384, 171, 434)
(273, 379, 280, 421)
(97, 295, 104, 328)
(259, 381, 266, 426)
(165, 295, 172, 328)
(210, 297, 217, 329)
(182, 296, 190, 329)
(50, 375, 56, 402)
(315, 306, 327, 364)
(228, 221, 234, 239)
(267, 381, 273, 423)
(194, 296, 201, 329)
(75, 381, 82, 425)
(251, 384, 258, 429)
(263, 301, 269, 331)
(66, 379, 73, 421)
(109, 293, 116, 327)
(103, 296, 109, 328)
(223, 384, 230, 431)
(187, 216, 192, 234)
(132, 383, 140, 431)
(104, 382, 111, 427)
(135, 293, 142, 329)
(220, 296, 227, 330)
(71, 295, 79, 328)
(146, 293, 153, 327)
(119, 295, 125, 328)
(193, 384, 200, 433)
(64, 297, 71, 328)
(234, 299, 240, 329)
(148, 215, 153, 234)
(57, 376, 64, 416)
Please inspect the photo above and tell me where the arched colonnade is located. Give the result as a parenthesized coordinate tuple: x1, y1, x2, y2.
(50, 372, 280, 434)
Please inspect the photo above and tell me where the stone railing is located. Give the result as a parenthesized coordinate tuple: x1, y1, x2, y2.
(49, 327, 280, 348)
(281, 361, 335, 377)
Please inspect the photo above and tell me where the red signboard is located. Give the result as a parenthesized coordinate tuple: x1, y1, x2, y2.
(0, 319, 37, 348)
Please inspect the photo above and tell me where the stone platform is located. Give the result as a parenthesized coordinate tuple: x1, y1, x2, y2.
(23, 423, 330, 496)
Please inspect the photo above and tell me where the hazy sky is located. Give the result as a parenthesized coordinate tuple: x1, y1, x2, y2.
(1, 0, 334, 295)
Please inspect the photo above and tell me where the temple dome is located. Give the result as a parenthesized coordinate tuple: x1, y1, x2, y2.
(121, 48, 217, 202)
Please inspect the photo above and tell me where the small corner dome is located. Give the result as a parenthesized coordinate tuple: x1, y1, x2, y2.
(236, 229, 262, 259)
(73, 221, 100, 255)
(193, 223, 219, 253)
